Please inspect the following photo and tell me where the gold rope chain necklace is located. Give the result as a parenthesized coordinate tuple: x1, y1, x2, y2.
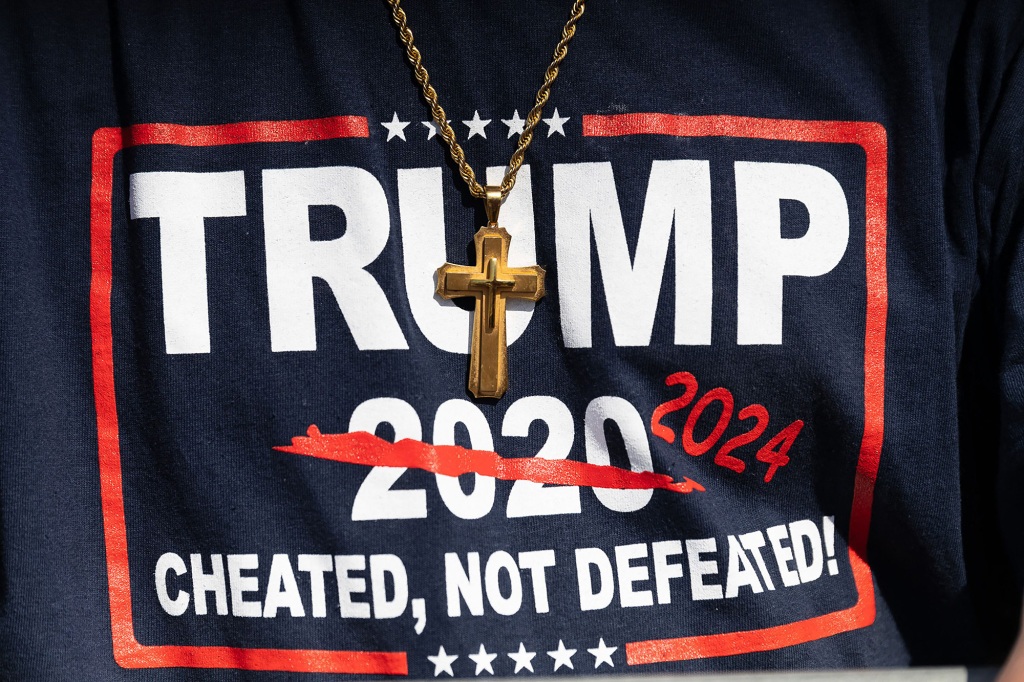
(386, 0, 586, 400)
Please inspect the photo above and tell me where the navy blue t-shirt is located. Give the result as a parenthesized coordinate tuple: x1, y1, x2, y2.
(1, 1, 1023, 678)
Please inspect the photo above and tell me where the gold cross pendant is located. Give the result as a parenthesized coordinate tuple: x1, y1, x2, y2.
(435, 188, 545, 399)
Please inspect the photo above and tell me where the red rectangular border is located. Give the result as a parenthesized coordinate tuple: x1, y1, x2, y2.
(90, 113, 887, 672)
(89, 115, 409, 674)
(581, 113, 887, 664)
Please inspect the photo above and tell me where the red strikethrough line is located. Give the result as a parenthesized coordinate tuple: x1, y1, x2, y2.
(276, 426, 704, 494)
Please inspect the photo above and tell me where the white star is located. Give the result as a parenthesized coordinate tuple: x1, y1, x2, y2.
(468, 644, 498, 675)
(422, 119, 451, 140)
(502, 109, 526, 138)
(381, 112, 410, 141)
(543, 107, 570, 137)
(463, 110, 491, 139)
(546, 640, 576, 671)
(587, 639, 617, 668)
(427, 645, 458, 677)
(507, 642, 536, 674)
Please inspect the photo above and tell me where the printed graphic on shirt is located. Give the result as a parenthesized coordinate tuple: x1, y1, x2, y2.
(90, 112, 887, 675)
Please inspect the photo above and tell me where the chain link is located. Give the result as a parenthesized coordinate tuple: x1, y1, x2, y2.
(385, 0, 586, 201)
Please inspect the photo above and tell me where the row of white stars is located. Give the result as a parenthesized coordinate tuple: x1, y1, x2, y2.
(427, 639, 617, 677)
(381, 109, 571, 142)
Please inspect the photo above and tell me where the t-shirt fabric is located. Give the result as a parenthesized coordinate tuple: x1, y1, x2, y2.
(0, 1, 1022, 678)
